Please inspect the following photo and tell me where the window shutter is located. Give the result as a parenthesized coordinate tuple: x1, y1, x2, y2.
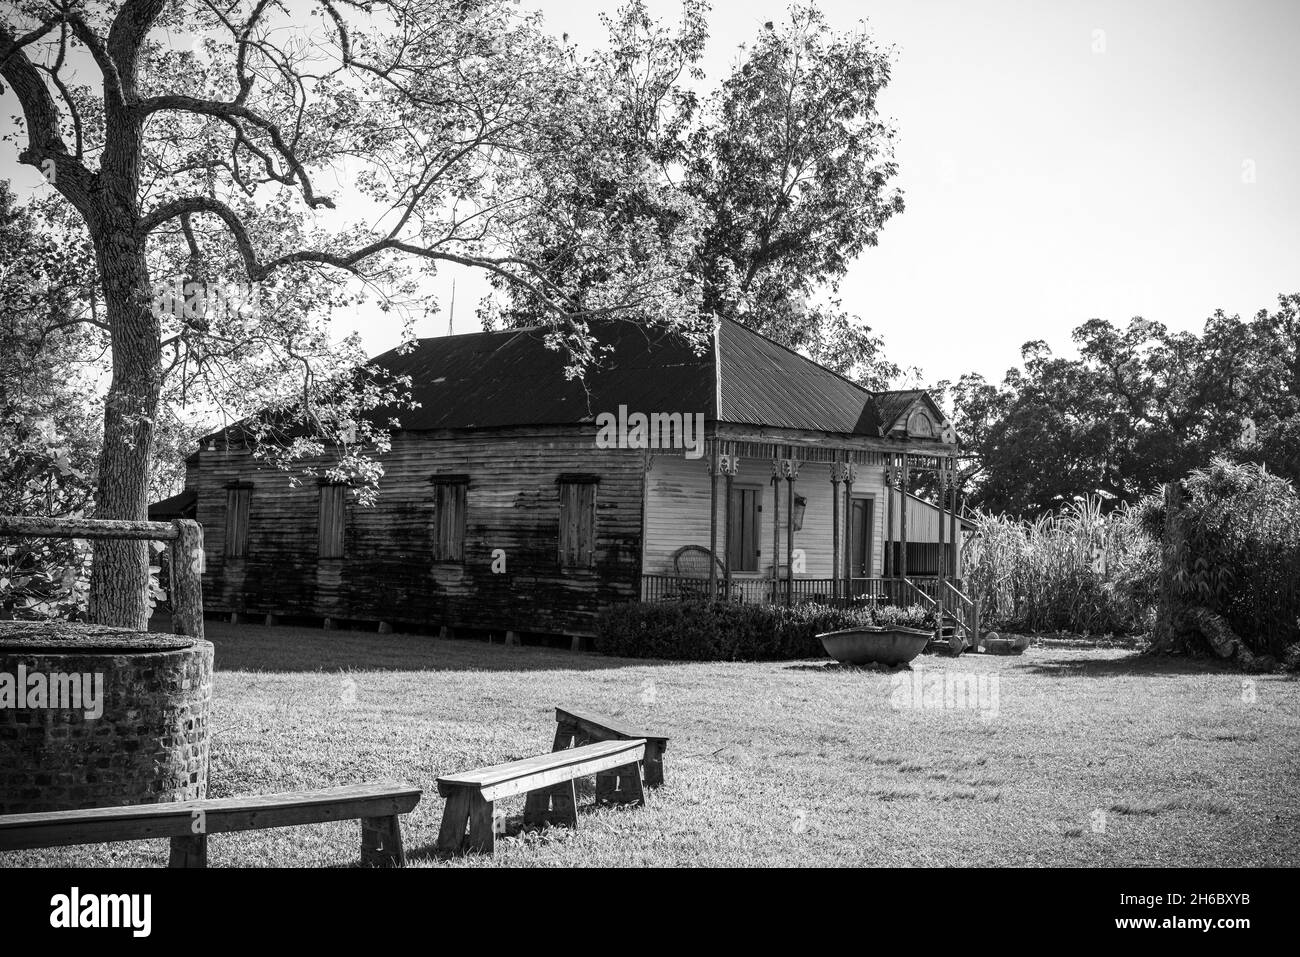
(318, 485, 346, 558)
(224, 487, 251, 558)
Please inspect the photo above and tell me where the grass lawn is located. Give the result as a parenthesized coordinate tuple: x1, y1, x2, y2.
(4, 621, 1298, 867)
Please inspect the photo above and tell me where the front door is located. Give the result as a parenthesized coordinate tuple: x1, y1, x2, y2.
(850, 497, 873, 577)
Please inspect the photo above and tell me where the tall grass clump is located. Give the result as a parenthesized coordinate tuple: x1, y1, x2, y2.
(962, 497, 1157, 635)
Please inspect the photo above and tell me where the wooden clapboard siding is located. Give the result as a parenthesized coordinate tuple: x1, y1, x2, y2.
(195, 426, 644, 636)
(641, 455, 888, 579)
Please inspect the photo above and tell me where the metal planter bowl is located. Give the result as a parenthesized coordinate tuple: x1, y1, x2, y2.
(817, 625, 933, 666)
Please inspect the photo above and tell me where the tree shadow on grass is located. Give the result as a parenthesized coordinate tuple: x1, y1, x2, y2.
(1013, 651, 1247, 678)
(190, 620, 672, 674)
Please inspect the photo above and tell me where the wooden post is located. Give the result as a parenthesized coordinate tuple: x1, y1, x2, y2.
(784, 461, 796, 607)
(843, 464, 854, 601)
(950, 482, 960, 581)
(708, 441, 718, 599)
(941, 462, 951, 590)
(771, 462, 781, 603)
(170, 519, 205, 640)
(721, 453, 736, 601)
(899, 456, 909, 582)
(831, 459, 842, 604)
(884, 460, 894, 579)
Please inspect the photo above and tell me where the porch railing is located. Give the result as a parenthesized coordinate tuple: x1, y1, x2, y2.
(639, 574, 964, 610)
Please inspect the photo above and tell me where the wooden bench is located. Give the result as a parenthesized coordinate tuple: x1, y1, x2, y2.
(437, 739, 646, 854)
(554, 706, 670, 787)
(0, 782, 421, 868)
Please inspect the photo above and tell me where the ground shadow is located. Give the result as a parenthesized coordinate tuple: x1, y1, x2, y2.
(1013, 651, 1249, 678)
(152, 615, 673, 674)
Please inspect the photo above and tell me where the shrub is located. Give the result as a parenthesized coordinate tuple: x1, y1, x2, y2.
(961, 497, 1156, 636)
(1144, 459, 1300, 661)
(594, 601, 935, 661)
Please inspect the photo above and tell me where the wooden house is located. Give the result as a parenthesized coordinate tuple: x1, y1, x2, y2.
(179, 319, 975, 644)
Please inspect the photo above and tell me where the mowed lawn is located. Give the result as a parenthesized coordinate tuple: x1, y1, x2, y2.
(5, 621, 1298, 868)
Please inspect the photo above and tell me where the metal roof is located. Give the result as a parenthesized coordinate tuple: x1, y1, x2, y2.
(205, 318, 942, 442)
(365, 318, 896, 437)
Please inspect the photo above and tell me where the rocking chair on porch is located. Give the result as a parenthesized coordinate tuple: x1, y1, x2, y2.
(671, 546, 727, 599)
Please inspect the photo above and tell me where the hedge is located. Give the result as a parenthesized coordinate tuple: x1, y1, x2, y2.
(593, 600, 935, 661)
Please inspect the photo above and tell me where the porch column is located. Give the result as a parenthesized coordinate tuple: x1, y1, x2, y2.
(898, 456, 909, 582)
(708, 440, 718, 599)
(770, 459, 781, 602)
(950, 466, 960, 581)
(843, 461, 856, 599)
(883, 458, 894, 579)
(780, 456, 799, 607)
(941, 457, 951, 598)
(830, 459, 845, 603)
(720, 452, 737, 601)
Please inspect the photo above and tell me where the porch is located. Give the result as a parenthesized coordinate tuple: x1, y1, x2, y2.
(637, 435, 979, 647)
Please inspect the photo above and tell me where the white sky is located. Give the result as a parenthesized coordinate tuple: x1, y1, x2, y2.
(4, 0, 1297, 387)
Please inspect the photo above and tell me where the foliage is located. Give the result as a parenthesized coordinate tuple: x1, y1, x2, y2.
(489, 1, 904, 388)
(1142, 459, 1300, 662)
(961, 497, 1158, 636)
(0, 184, 100, 618)
(594, 600, 934, 661)
(949, 294, 1300, 516)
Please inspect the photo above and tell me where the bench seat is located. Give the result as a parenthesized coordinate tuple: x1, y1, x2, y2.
(0, 782, 421, 868)
(554, 705, 670, 786)
(436, 739, 646, 854)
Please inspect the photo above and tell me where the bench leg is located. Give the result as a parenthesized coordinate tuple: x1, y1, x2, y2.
(552, 724, 576, 751)
(466, 793, 496, 854)
(609, 761, 645, 806)
(595, 770, 618, 804)
(169, 833, 208, 868)
(437, 789, 473, 854)
(360, 814, 405, 867)
(548, 780, 579, 829)
(523, 790, 549, 827)
(644, 744, 665, 787)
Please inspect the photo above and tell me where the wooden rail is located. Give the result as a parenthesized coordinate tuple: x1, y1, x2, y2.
(0, 516, 205, 640)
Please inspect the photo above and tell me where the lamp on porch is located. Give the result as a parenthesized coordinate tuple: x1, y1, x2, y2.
(792, 495, 807, 532)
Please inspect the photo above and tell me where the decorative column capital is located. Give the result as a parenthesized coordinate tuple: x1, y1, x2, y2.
(772, 457, 800, 480)
(830, 461, 853, 484)
(712, 452, 739, 477)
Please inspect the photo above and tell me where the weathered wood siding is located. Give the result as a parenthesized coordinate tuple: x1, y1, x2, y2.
(194, 427, 644, 636)
(642, 454, 887, 579)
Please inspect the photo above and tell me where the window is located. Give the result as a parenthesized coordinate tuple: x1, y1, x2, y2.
(318, 484, 347, 558)
(224, 485, 251, 558)
(558, 477, 597, 568)
(432, 476, 468, 562)
(727, 486, 761, 573)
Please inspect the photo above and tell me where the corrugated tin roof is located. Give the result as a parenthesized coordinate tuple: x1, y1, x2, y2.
(368, 324, 715, 430)
(208, 318, 940, 441)
(365, 317, 891, 436)
(716, 319, 881, 434)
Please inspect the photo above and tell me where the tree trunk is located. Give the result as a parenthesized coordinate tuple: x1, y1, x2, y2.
(87, 226, 161, 629)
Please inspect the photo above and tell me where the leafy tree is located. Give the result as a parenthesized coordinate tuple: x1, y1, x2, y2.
(951, 294, 1300, 516)
(0, 181, 100, 617)
(1, 0, 704, 627)
(489, 1, 904, 388)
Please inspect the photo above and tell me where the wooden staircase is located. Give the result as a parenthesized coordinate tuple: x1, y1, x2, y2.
(903, 577, 981, 656)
